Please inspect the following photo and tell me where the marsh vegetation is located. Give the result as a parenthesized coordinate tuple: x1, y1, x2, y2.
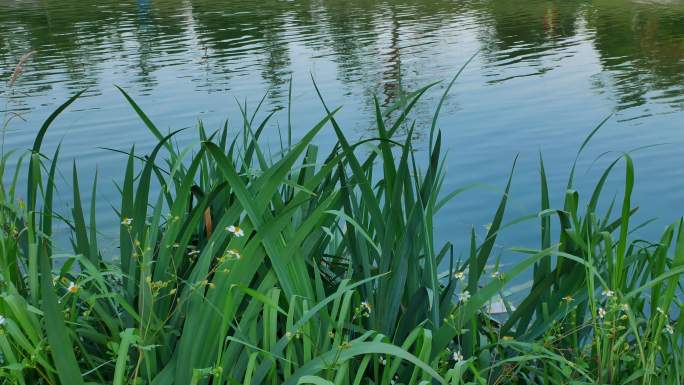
(0, 79, 682, 384)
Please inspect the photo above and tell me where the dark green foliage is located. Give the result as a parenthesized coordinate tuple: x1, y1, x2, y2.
(0, 84, 682, 385)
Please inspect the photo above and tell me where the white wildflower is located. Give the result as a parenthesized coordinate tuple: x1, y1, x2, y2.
(360, 301, 372, 316)
(226, 225, 245, 237)
(227, 249, 241, 259)
(598, 307, 606, 319)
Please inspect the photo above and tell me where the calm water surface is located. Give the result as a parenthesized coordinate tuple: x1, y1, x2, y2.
(1, 0, 684, 259)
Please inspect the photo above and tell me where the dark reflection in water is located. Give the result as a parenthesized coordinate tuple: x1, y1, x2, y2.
(2, 0, 683, 115)
(1, 0, 684, 254)
(590, 2, 684, 115)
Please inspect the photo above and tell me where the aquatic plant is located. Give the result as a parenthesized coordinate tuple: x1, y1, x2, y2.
(0, 80, 681, 385)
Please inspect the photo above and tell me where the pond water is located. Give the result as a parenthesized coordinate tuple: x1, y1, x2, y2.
(2, 0, 684, 260)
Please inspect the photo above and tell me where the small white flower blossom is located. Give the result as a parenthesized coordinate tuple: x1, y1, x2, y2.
(0, 315, 6, 326)
(598, 307, 606, 319)
(665, 324, 674, 335)
(491, 271, 500, 279)
(459, 290, 471, 303)
(227, 249, 241, 259)
(379, 356, 387, 366)
(454, 271, 465, 280)
(121, 217, 133, 226)
(68, 281, 78, 294)
(188, 250, 200, 256)
(360, 301, 372, 315)
(602, 289, 615, 298)
(226, 225, 245, 237)
(452, 350, 464, 362)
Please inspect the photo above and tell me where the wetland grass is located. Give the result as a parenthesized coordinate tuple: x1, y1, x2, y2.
(0, 82, 682, 385)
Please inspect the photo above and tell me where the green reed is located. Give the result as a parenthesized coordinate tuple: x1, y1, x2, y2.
(0, 79, 682, 385)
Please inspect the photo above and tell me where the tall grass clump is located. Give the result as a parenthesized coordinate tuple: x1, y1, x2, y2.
(0, 78, 682, 385)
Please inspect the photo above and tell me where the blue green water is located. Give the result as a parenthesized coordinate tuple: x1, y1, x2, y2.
(2, 0, 684, 258)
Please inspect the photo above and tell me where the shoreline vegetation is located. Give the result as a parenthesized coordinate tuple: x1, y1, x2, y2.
(0, 82, 683, 385)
